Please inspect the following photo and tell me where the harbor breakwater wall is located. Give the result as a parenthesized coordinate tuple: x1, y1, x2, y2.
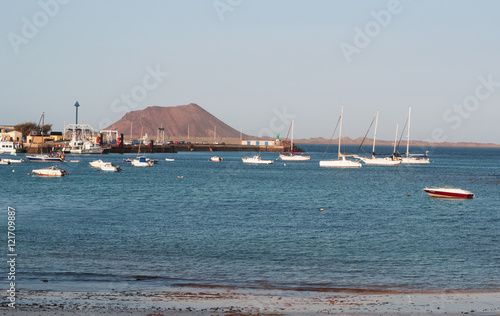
(23, 143, 302, 154)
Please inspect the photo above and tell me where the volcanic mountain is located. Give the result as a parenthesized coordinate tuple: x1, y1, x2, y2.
(105, 103, 250, 139)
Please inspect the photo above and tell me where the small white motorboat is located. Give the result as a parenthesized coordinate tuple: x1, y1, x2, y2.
(1, 158, 24, 163)
(0, 159, 11, 165)
(211, 156, 223, 162)
(242, 155, 274, 165)
(424, 187, 475, 199)
(148, 158, 159, 164)
(165, 158, 175, 162)
(32, 166, 69, 177)
(89, 159, 108, 168)
(99, 163, 121, 172)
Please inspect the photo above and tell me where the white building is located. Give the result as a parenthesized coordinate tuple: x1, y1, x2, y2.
(241, 140, 276, 146)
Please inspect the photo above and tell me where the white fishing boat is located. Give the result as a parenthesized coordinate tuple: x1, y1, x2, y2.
(211, 156, 222, 162)
(99, 162, 121, 172)
(320, 105, 362, 168)
(89, 160, 108, 168)
(0, 139, 21, 155)
(400, 107, 430, 164)
(67, 138, 111, 154)
(32, 166, 69, 177)
(358, 111, 400, 166)
(424, 186, 474, 199)
(242, 155, 274, 165)
(0, 159, 11, 165)
(279, 120, 311, 161)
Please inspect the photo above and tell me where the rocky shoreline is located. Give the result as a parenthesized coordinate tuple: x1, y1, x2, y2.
(2, 287, 499, 315)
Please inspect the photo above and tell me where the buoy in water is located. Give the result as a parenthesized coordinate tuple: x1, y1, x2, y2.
(407, 194, 411, 196)
(319, 208, 324, 212)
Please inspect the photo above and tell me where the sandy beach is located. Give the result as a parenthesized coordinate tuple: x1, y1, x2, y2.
(1, 287, 499, 315)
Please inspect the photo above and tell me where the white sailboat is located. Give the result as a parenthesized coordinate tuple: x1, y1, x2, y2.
(400, 107, 430, 164)
(320, 105, 362, 168)
(358, 111, 400, 166)
(279, 120, 311, 161)
(131, 127, 154, 167)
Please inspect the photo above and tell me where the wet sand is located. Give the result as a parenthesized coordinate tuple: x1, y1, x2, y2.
(1, 287, 499, 315)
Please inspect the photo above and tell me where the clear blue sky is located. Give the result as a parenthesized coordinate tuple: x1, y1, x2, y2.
(2, 0, 499, 143)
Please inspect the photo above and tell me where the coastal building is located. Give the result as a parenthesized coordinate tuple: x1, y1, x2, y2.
(242, 140, 277, 146)
(0, 130, 22, 142)
(26, 132, 65, 143)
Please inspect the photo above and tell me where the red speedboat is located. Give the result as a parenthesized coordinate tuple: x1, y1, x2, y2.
(424, 187, 475, 199)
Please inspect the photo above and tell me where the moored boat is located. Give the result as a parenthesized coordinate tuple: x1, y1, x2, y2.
(279, 120, 311, 161)
(358, 156, 400, 166)
(242, 155, 274, 165)
(400, 107, 430, 164)
(1, 158, 24, 163)
(0, 139, 21, 155)
(211, 156, 223, 162)
(26, 154, 65, 162)
(319, 156, 362, 168)
(0, 159, 11, 165)
(89, 159, 107, 168)
(165, 158, 175, 162)
(320, 105, 362, 168)
(357, 111, 400, 166)
(32, 166, 69, 177)
(67, 140, 111, 154)
(99, 163, 121, 172)
(131, 156, 154, 167)
(131, 127, 154, 167)
(424, 187, 474, 199)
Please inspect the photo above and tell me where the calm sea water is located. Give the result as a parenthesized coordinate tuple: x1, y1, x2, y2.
(1, 145, 499, 292)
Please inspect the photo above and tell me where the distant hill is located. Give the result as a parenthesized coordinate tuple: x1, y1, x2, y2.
(294, 137, 500, 148)
(105, 103, 251, 139)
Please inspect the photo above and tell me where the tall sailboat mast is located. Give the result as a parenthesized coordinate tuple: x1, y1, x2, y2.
(406, 107, 411, 158)
(372, 110, 379, 156)
(393, 123, 399, 154)
(338, 105, 344, 159)
(290, 120, 294, 153)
